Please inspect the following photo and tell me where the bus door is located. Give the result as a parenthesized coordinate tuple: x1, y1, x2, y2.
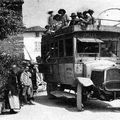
(52, 41, 60, 83)
(58, 38, 74, 85)
(58, 39, 65, 84)
(49, 41, 60, 83)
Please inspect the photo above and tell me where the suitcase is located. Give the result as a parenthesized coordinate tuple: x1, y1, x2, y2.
(8, 95, 20, 110)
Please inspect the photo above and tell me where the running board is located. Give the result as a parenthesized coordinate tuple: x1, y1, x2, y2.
(50, 91, 76, 99)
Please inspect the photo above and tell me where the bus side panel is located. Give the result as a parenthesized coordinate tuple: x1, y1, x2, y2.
(43, 64, 54, 83)
(74, 63, 84, 77)
(65, 63, 75, 85)
(53, 64, 60, 83)
(59, 64, 65, 84)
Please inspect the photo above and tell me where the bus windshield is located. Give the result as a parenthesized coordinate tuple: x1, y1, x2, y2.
(77, 39, 99, 57)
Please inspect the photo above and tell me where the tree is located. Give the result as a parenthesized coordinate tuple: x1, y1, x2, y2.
(0, 0, 24, 40)
(0, 0, 24, 99)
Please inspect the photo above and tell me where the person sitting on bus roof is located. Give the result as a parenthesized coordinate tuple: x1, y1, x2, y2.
(77, 12, 84, 20)
(52, 14, 62, 31)
(79, 10, 94, 29)
(82, 9, 95, 26)
(47, 10, 54, 30)
(77, 12, 87, 28)
(44, 25, 53, 34)
(86, 9, 95, 25)
(58, 9, 69, 27)
(77, 11, 89, 29)
(69, 13, 78, 26)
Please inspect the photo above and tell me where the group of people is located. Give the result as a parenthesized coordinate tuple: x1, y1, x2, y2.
(45, 8, 95, 33)
(69, 9, 95, 28)
(5, 63, 38, 114)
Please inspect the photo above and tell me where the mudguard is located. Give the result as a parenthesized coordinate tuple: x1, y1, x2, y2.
(76, 77, 94, 87)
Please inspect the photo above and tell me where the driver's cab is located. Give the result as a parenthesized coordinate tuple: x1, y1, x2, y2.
(76, 37, 118, 60)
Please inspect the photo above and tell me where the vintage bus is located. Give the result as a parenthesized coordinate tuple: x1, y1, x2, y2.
(39, 22, 120, 111)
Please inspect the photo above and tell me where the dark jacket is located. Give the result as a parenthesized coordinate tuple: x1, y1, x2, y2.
(69, 18, 78, 26)
(7, 70, 18, 95)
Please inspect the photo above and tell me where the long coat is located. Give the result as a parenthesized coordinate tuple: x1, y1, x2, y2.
(7, 70, 18, 95)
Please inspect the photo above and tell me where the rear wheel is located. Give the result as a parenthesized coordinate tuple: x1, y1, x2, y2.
(47, 83, 57, 99)
(77, 83, 83, 111)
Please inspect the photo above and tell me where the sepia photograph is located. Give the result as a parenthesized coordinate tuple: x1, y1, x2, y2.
(1, 0, 120, 120)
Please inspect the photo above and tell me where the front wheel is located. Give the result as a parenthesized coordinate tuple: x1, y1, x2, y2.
(76, 83, 84, 111)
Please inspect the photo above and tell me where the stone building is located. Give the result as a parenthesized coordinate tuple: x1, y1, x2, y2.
(0, 0, 24, 58)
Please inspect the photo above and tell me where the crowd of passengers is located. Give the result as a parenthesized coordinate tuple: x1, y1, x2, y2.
(45, 8, 95, 33)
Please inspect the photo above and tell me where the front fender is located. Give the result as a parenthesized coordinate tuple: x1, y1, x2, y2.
(76, 77, 94, 87)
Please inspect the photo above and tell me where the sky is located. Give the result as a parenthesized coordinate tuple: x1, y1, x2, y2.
(23, 0, 120, 28)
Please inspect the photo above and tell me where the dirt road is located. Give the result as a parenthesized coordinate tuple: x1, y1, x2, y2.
(1, 91, 120, 120)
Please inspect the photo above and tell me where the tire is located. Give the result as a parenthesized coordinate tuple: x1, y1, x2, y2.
(77, 83, 83, 111)
(47, 83, 57, 99)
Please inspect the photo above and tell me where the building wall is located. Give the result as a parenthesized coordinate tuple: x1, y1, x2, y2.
(23, 32, 42, 62)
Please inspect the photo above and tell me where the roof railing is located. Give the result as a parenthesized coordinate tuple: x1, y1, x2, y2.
(95, 18, 120, 27)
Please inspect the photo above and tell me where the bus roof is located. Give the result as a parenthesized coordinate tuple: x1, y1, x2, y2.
(42, 25, 120, 42)
(55, 25, 120, 36)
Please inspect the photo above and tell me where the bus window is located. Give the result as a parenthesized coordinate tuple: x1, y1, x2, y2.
(65, 38, 73, 56)
(41, 44, 48, 61)
(100, 41, 117, 57)
(41, 44, 45, 58)
(77, 40, 99, 53)
(59, 40, 64, 57)
(46, 44, 50, 54)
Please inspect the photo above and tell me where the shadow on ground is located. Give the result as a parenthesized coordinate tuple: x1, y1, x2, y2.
(85, 99, 120, 112)
(34, 92, 120, 112)
(0, 111, 19, 115)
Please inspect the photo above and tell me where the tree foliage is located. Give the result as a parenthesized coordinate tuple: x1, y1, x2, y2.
(0, 1, 23, 40)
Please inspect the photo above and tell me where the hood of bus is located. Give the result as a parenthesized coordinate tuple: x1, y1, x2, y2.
(83, 59, 116, 78)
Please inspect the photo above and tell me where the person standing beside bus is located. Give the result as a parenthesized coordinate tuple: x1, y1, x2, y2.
(29, 64, 37, 94)
(20, 66, 33, 104)
(7, 65, 20, 114)
(16, 66, 24, 106)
